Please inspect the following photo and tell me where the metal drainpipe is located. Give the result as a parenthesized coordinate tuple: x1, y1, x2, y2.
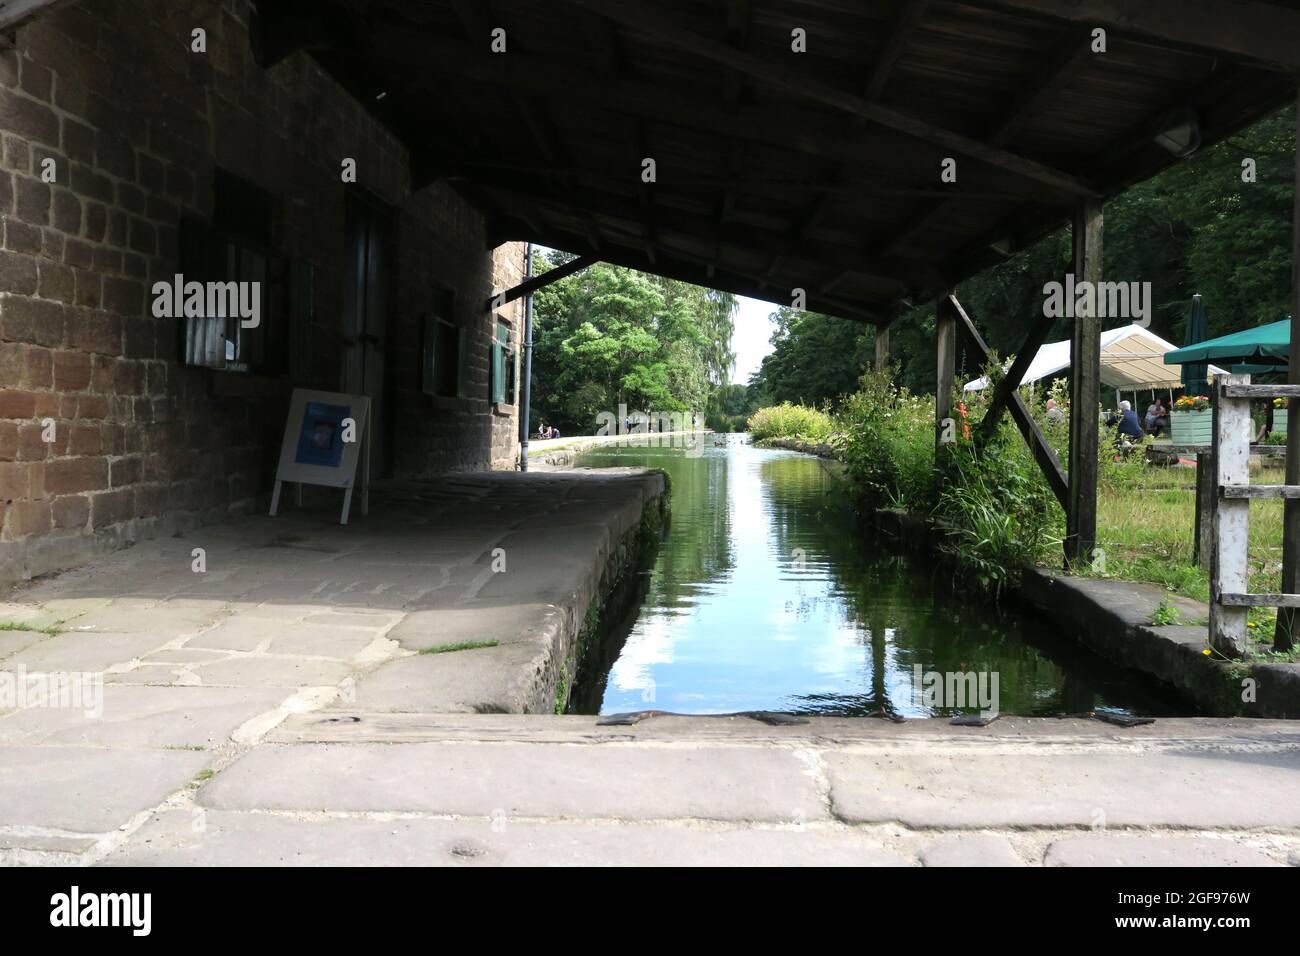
(518, 242, 534, 471)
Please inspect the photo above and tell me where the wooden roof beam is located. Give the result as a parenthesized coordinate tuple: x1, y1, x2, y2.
(375, 34, 1070, 202)
(767, 0, 930, 280)
(962, 0, 1300, 73)
(623, 116, 658, 266)
(880, 27, 1095, 259)
(562, 0, 1097, 198)
(487, 253, 598, 310)
(987, 27, 1095, 146)
(723, 0, 754, 107)
(493, 215, 887, 322)
(466, 173, 945, 287)
(861, 0, 931, 109)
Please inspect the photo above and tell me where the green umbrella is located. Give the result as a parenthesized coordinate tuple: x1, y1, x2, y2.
(1180, 294, 1209, 393)
(1164, 318, 1290, 369)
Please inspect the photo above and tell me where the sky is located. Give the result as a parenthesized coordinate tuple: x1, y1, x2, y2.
(731, 295, 778, 385)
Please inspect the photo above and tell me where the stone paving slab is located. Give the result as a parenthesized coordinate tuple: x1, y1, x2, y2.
(2, 631, 175, 672)
(187, 657, 353, 688)
(919, 833, 1025, 867)
(825, 749, 1300, 828)
(0, 629, 50, 659)
(267, 624, 390, 658)
(385, 604, 562, 651)
(0, 686, 285, 747)
(1044, 835, 1283, 867)
(104, 810, 906, 867)
(344, 642, 553, 714)
(0, 746, 210, 832)
(199, 741, 826, 823)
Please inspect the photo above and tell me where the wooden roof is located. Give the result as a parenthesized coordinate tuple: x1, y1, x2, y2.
(252, 0, 1300, 324)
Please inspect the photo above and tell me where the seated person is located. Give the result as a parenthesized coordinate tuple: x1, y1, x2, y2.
(1145, 398, 1169, 437)
(1106, 400, 1146, 445)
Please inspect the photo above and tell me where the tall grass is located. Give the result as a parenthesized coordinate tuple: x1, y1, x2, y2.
(746, 402, 834, 443)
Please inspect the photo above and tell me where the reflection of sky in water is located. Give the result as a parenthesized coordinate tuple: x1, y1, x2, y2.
(584, 436, 1188, 719)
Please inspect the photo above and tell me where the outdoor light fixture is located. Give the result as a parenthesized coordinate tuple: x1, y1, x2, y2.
(1153, 106, 1201, 158)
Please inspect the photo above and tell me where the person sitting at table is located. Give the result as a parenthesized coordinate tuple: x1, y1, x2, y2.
(1106, 400, 1146, 446)
(1145, 397, 1169, 437)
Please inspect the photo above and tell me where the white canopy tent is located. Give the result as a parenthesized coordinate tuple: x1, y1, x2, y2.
(963, 324, 1226, 396)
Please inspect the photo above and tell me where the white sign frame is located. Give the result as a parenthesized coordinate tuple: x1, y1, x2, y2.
(270, 388, 371, 525)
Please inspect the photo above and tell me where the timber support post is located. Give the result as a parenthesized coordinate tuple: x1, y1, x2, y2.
(1276, 84, 1300, 653)
(1210, 374, 1252, 656)
(935, 294, 957, 489)
(1065, 198, 1103, 569)
(1194, 451, 1215, 567)
(875, 323, 891, 371)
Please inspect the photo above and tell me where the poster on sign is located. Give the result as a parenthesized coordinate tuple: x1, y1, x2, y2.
(271, 388, 371, 524)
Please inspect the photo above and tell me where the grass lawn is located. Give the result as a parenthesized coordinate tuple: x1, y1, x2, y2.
(1090, 460, 1295, 660)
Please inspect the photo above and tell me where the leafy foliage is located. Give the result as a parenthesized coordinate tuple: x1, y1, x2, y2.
(530, 251, 735, 433)
(746, 402, 834, 443)
(879, 106, 1296, 397)
(832, 367, 936, 510)
(748, 307, 875, 408)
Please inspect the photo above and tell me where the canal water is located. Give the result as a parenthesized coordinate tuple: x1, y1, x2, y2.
(569, 433, 1189, 718)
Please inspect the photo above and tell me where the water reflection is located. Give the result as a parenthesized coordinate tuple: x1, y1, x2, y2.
(573, 434, 1190, 718)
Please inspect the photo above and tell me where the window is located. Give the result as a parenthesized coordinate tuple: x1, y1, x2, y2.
(490, 316, 516, 407)
(177, 171, 290, 373)
(422, 289, 463, 399)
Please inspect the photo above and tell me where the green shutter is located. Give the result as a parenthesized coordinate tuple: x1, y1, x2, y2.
(491, 340, 506, 404)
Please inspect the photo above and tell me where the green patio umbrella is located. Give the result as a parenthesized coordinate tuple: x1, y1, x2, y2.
(1164, 318, 1290, 370)
(1180, 294, 1209, 393)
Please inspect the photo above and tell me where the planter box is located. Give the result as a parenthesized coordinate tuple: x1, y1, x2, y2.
(1171, 408, 1213, 445)
(1271, 408, 1288, 438)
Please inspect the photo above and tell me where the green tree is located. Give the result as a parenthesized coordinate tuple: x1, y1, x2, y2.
(530, 253, 736, 432)
(749, 307, 875, 408)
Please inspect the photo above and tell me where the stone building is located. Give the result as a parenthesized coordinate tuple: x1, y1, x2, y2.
(0, 0, 527, 586)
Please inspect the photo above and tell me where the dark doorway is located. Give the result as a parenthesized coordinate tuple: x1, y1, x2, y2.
(343, 190, 397, 478)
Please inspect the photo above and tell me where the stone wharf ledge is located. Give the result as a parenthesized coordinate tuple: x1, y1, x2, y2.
(2, 471, 670, 719)
(866, 507, 1300, 719)
(336, 469, 670, 716)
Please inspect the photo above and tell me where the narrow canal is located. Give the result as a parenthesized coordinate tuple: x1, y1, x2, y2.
(568, 433, 1190, 718)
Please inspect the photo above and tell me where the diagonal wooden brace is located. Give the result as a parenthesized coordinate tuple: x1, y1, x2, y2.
(949, 294, 1069, 511)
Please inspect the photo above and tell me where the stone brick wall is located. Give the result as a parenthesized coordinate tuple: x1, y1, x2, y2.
(0, 0, 524, 586)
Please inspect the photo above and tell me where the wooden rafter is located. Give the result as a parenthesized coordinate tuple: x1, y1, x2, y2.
(882, 27, 1094, 259)
(862, 0, 931, 108)
(460, 170, 943, 287)
(487, 254, 598, 310)
(962, 0, 1300, 72)
(562, 0, 1097, 198)
(794, 0, 931, 291)
(374, 34, 1070, 205)
(486, 211, 886, 324)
